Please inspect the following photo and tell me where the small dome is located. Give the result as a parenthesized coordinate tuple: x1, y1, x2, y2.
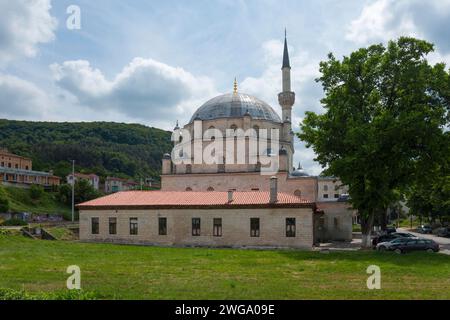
(189, 93, 282, 123)
(291, 162, 309, 177)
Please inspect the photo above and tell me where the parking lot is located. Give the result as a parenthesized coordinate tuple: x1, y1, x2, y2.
(316, 228, 450, 255)
(397, 228, 450, 255)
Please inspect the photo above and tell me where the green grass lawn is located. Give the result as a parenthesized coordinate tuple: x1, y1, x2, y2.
(0, 235, 449, 300)
(0, 185, 71, 218)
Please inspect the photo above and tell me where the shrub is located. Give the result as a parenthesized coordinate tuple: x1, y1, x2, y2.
(0, 193, 9, 213)
(29, 185, 45, 200)
(1, 218, 27, 226)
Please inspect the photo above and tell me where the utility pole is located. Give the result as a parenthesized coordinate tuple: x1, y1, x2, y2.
(71, 160, 75, 222)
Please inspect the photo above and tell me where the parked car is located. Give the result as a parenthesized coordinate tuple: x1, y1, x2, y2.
(416, 225, 432, 234)
(377, 238, 439, 254)
(371, 232, 414, 247)
(436, 227, 450, 238)
(385, 226, 397, 234)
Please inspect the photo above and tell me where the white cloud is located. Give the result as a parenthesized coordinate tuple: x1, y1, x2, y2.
(346, 0, 450, 53)
(0, 0, 57, 65)
(0, 73, 51, 119)
(50, 57, 218, 126)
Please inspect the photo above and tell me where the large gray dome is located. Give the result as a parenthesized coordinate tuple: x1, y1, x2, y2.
(189, 93, 282, 123)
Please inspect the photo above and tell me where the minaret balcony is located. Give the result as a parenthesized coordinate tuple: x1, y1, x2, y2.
(278, 91, 295, 107)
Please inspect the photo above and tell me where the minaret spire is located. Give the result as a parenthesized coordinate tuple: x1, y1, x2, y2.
(233, 77, 238, 94)
(283, 28, 290, 69)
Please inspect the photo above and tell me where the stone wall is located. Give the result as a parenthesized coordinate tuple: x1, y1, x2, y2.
(315, 201, 354, 242)
(79, 207, 314, 249)
(161, 172, 318, 202)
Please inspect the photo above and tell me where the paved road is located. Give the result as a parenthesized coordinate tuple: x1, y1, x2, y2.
(398, 228, 450, 255)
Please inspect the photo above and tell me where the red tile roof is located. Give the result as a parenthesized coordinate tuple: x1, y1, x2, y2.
(77, 191, 314, 210)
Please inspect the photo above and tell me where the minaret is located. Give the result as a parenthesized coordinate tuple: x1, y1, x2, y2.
(278, 29, 295, 172)
(278, 29, 295, 122)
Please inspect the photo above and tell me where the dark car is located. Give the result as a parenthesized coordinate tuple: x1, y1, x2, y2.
(416, 225, 432, 234)
(377, 238, 439, 254)
(437, 227, 450, 238)
(385, 226, 397, 234)
(371, 232, 412, 247)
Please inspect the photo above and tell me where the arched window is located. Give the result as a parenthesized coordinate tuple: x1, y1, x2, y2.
(255, 161, 261, 172)
(186, 164, 192, 174)
(294, 190, 302, 197)
(208, 126, 216, 140)
(253, 125, 259, 137)
(207, 187, 215, 192)
(185, 187, 193, 191)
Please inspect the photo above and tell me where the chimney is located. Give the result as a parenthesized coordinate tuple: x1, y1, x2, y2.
(228, 190, 234, 202)
(270, 176, 278, 204)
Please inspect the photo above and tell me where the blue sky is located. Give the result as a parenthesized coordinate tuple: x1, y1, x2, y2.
(1, 0, 450, 174)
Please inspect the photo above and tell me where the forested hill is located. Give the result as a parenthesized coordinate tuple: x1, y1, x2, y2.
(0, 119, 173, 181)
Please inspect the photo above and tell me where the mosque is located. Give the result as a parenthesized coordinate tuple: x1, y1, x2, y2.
(77, 34, 353, 248)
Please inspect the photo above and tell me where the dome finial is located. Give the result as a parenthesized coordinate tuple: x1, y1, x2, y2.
(233, 77, 238, 94)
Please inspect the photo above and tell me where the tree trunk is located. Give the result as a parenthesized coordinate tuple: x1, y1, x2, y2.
(361, 211, 375, 249)
(380, 208, 387, 231)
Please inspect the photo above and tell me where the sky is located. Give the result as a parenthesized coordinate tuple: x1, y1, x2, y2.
(1, 0, 450, 175)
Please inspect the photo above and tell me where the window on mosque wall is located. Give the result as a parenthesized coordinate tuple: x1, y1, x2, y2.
(334, 217, 340, 229)
(334, 194, 339, 199)
(286, 218, 296, 237)
(186, 187, 193, 191)
(250, 218, 260, 237)
(186, 164, 192, 174)
(109, 217, 117, 235)
(129, 217, 138, 235)
(207, 126, 216, 140)
(323, 185, 328, 191)
(318, 217, 325, 228)
(159, 217, 167, 235)
(192, 218, 201, 236)
(294, 190, 301, 197)
(91, 217, 99, 235)
(323, 194, 329, 199)
(253, 125, 259, 137)
(213, 218, 222, 237)
(207, 187, 215, 191)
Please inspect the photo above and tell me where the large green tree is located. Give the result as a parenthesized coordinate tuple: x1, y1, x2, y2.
(298, 37, 449, 247)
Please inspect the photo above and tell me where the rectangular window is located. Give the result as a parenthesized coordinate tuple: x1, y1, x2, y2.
(129, 217, 138, 235)
(91, 217, 99, 234)
(213, 218, 222, 237)
(159, 217, 167, 235)
(334, 194, 339, 199)
(109, 217, 117, 235)
(334, 217, 340, 228)
(323, 194, 329, 199)
(192, 218, 201, 236)
(250, 218, 260, 237)
(286, 218, 296, 237)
